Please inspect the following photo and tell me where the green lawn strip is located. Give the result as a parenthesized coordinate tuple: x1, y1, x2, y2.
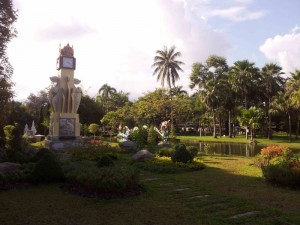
(178, 135, 300, 149)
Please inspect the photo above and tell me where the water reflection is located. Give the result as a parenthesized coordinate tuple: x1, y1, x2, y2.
(183, 141, 264, 157)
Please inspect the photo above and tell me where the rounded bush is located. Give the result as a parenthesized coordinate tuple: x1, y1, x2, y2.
(31, 154, 65, 183)
(262, 156, 300, 188)
(97, 155, 114, 168)
(171, 144, 193, 163)
(157, 147, 174, 157)
(31, 148, 55, 162)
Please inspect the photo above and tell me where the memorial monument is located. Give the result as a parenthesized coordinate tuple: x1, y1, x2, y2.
(45, 44, 82, 150)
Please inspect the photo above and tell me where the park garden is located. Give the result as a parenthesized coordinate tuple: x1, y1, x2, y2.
(1, 1, 300, 224)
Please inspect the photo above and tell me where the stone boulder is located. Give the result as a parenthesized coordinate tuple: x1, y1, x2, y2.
(132, 150, 154, 162)
(0, 162, 22, 174)
(119, 140, 137, 151)
(157, 142, 172, 148)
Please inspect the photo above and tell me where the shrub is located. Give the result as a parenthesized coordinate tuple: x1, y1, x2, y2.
(147, 125, 158, 147)
(97, 155, 114, 168)
(260, 145, 291, 159)
(157, 147, 174, 157)
(31, 148, 55, 162)
(67, 143, 119, 161)
(171, 144, 193, 163)
(4, 124, 23, 152)
(133, 156, 204, 173)
(262, 156, 300, 188)
(64, 162, 140, 194)
(187, 146, 198, 157)
(129, 127, 148, 150)
(31, 154, 65, 183)
(254, 145, 292, 168)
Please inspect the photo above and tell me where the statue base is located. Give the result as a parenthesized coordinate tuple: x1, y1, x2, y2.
(45, 136, 82, 150)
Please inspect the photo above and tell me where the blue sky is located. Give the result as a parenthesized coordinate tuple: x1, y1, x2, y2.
(7, 0, 300, 100)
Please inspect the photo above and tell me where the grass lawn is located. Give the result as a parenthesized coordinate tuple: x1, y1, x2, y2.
(178, 134, 300, 149)
(0, 154, 299, 225)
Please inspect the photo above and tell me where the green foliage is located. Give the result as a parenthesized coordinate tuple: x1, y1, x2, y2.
(262, 156, 300, 188)
(133, 156, 204, 173)
(31, 154, 65, 184)
(64, 162, 140, 194)
(171, 144, 193, 163)
(31, 148, 55, 162)
(66, 143, 119, 161)
(129, 127, 148, 150)
(88, 123, 99, 139)
(3, 124, 25, 155)
(156, 147, 174, 157)
(147, 125, 158, 147)
(170, 124, 176, 138)
(97, 155, 114, 168)
(187, 145, 198, 157)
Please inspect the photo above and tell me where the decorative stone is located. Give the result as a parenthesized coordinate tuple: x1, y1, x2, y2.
(132, 150, 154, 162)
(0, 162, 21, 174)
(119, 140, 137, 150)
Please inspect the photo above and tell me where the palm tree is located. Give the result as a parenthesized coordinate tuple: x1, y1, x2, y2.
(170, 85, 187, 97)
(228, 60, 260, 109)
(261, 63, 285, 139)
(286, 69, 300, 139)
(189, 55, 228, 138)
(271, 91, 294, 142)
(97, 84, 116, 113)
(152, 46, 184, 125)
(152, 46, 184, 89)
(238, 106, 264, 142)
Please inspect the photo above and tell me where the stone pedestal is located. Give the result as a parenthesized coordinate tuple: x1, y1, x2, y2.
(45, 113, 82, 150)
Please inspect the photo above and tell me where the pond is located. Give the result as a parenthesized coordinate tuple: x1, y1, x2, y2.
(181, 141, 265, 157)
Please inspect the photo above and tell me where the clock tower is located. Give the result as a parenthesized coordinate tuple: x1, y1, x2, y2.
(45, 44, 82, 150)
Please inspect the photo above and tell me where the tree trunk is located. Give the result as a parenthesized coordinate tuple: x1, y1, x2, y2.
(228, 110, 232, 138)
(288, 113, 292, 142)
(212, 110, 217, 138)
(218, 114, 222, 138)
(268, 99, 272, 139)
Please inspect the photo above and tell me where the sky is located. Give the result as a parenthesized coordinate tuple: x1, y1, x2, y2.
(7, 0, 300, 101)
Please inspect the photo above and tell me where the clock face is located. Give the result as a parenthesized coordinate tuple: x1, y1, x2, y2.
(62, 57, 74, 69)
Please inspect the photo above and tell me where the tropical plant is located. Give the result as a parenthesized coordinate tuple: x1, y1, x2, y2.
(228, 60, 261, 109)
(88, 123, 99, 140)
(152, 45, 184, 89)
(189, 55, 229, 138)
(238, 106, 264, 141)
(261, 63, 285, 139)
(97, 84, 117, 113)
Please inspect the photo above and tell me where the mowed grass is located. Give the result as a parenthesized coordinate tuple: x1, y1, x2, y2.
(0, 155, 300, 225)
(179, 134, 300, 149)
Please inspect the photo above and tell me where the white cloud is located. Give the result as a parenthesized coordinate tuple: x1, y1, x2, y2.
(260, 27, 300, 75)
(209, 6, 266, 22)
(8, 0, 234, 100)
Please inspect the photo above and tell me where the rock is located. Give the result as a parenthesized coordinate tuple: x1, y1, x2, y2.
(157, 142, 172, 148)
(0, 162, 22, 174)
(132, 150, 154, 162)
(119, 140, 137, 150)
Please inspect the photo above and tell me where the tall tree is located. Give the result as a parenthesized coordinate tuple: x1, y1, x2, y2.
(261, 63, 285, 140)
(0, 0, 17, 133)
(271, 91, 294, 142)
(190, 55, 228, 138)
(152, 45, 184, 125)
(97, 83, 117, 113)
(152, 46, 184, 89)
(228, 60, 261, 109)
(285, 69, 300, 139)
